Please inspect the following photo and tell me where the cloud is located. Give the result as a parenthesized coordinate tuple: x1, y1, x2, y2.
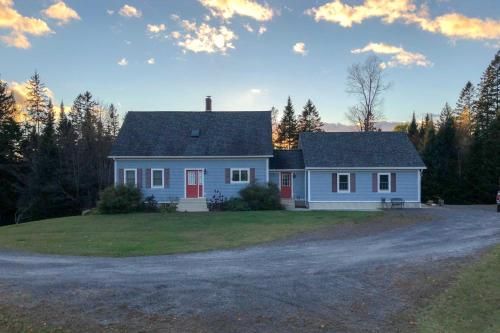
(42, 1, 80, 25)
(147, 23, 166, 34)
(250, 88, 261, 94)
(293, 42, 307, 55)
(117, 58, 128, 66)
(170, 31, 181, 39)
(243, 23, 253, 32)
(175, 19, 237, 54)
(7, 80, 55, 115)
(258, 26, 266, 34)
(147, 58, 155, 64)
(306, 0, 500, 41)
(351, 42, 432, 68)
(0, 0, 52, 48)
(199, 0, 273, 21)
(107, 9, 114, 15)
(119, 4, 142, 18)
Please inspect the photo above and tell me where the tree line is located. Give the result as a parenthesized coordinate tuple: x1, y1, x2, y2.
(396, 50, 499, 204)
(272, 97, 324, 149)
(0, 72, 119, 225)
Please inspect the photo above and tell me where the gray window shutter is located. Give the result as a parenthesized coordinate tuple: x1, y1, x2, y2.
(391, 173, 397, 192)
(350, 173, 356, 192)
(146, 169, 151, 188)
(164, 169, 170, 188)
(372, 173, 377, 192)
(118, 169, 124, 185)
(250, 168, 256, 184)
(137, 169, 143, 188)
(332, 173, 337, 192)
(225, 168, 230, 184)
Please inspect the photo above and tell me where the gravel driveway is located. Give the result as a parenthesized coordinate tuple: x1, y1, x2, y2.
(0, 206, 499, 332)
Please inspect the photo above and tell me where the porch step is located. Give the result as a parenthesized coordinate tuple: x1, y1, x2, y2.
(280, 199, 295, 210)
(177, 198, 209, 212)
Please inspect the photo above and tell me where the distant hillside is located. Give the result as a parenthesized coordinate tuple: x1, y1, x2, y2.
(322, 121, 403, 132)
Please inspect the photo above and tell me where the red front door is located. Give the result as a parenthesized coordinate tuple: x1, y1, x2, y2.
(280, 172, 292, 199)
(186, 170, 203, 198)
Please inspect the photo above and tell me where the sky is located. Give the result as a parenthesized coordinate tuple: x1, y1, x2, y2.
(1, 0, 499, 124)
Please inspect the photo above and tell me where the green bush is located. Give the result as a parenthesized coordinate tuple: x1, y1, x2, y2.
(223, 197, 250, 211)
(238, 183, 283, 210)
(97, 185, 143, 214)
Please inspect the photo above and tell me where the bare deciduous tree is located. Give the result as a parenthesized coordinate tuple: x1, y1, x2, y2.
(345, 56, 391, 131)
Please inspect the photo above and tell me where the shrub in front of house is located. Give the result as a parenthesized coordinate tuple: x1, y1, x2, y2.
(98, 185, 143, 214)
(223, 197, 250, 211)
(238, 183, 283, 210)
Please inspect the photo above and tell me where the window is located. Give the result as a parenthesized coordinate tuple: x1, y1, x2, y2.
(151, 169, 164, 188)
(378, 173, 390, 192)
(124, 169, 137, 186)
(337, 173, 350, 193)
(231, 168, 250, 184)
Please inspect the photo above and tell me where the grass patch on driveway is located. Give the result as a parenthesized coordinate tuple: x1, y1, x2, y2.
(417, 244, 500, 333)
(0, 211, 377, 257)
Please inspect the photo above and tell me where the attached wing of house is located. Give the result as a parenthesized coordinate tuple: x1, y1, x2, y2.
(110, 105, 425, 211)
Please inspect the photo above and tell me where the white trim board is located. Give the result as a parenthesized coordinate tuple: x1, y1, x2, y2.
(305, 167, 426, 170)
(308, 200, 421, 203)
(110, 155, 273, 160)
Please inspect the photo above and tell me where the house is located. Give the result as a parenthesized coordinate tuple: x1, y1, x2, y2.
(110, 98, 425, 211)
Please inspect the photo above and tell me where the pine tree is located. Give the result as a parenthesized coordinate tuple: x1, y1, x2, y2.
(0, 80, 22, 224)
(475, 59, 497, 135)
(107, 103, 120, 137)
(277, 97, 298, 149)
(25, 71, 49, 134)
(408, 112, 419, 149)
(298, 99, 324, 133)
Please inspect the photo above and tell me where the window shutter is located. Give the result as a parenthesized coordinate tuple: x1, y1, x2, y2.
(225, 168, 230, 184)
(350, 173, 356, 192)
(164, 169, 169, 188)
(137, 169, 143, 188)
(391, 173, 397, 192)
(372, 173, 377, 192)
(332, 173, 337, 192)
(118, 169, 124, 185)
(146, 169, 151, 188)
(250, 168, 256, 184)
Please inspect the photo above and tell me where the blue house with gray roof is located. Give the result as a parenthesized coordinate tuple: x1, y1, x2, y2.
(110, 98, 425, 211)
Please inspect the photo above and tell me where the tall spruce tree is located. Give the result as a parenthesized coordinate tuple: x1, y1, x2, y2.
(0, 80, 22, 224)
(277, 97, 298, 149)
(25, 71, 49, 134)
(298, 99, 324, 133)
(408, 112, 419, 149)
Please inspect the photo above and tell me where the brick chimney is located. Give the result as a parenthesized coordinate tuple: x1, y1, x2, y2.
(205, 96, 212, 112)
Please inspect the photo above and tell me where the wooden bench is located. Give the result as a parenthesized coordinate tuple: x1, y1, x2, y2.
(390, 198, 405, 209)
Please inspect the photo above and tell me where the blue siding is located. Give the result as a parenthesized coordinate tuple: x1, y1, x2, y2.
(115, 159, 268, 202)
(269, 170, 306, 200)
(308, 170, 419, 202)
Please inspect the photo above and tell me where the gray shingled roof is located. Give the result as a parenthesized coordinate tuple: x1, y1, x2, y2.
(299, 132, 425, 168)
(111, 111, 273, 157)
(270, 150, 305, 169)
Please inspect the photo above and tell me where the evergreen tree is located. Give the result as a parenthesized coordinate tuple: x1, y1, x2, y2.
(407, 112, 419, 149)
(270, 106, 279, 148)
(298, 99, 324, 133)
(25, 71, 49, 134)
(107, 103, 120, 137)
(277, 97, 298, 149)
(0, 80, 22, 224)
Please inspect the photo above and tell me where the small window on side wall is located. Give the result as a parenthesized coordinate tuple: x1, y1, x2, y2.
(231, 168, 250, 184)
(378, 173, 390, 192)
(338, 173, 350, 192)
(151, 169, 164, 188)
(124, 169, 137, 186)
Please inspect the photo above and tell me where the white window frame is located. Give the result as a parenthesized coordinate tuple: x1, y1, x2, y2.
(378, 173, 391, 193)
(124, 168, 137, 186)
(151, 168, 164, 188)
(337, 173, 350, 193)
(230, 168, 250, 184)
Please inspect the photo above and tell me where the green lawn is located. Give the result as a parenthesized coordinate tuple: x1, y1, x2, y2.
(417, 244, 500, 333)
(0, 211, 377, 257)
